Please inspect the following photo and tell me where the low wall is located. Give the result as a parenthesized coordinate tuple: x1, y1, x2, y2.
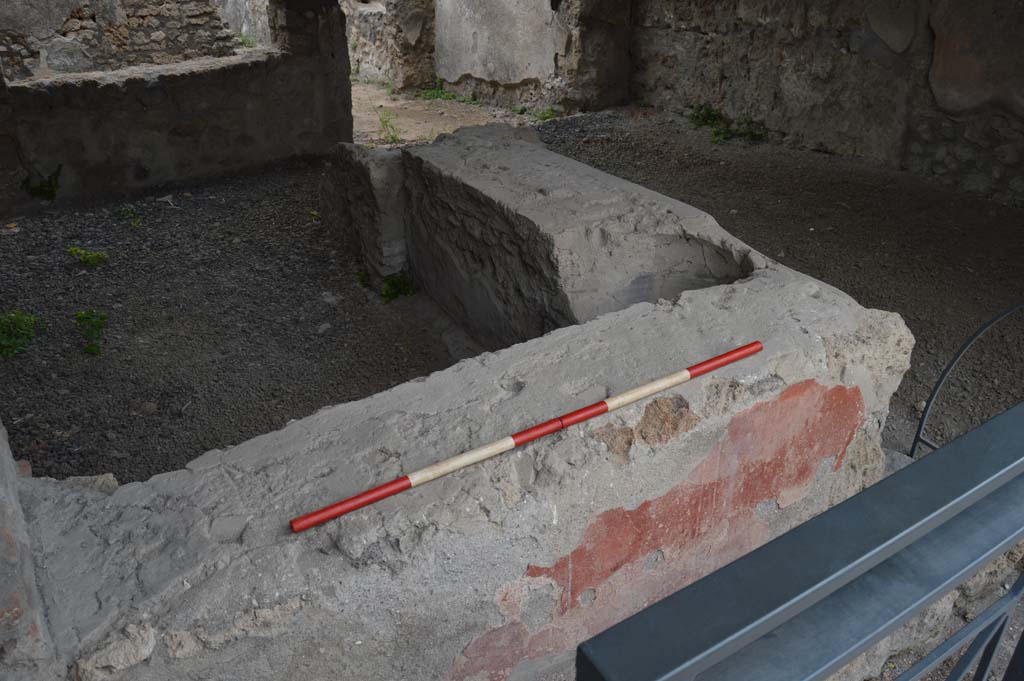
(631, 0, 1024, 205)
(1, 265, 914, 681)
(0, 0, 352, 218)
(435, 0, 629, 110)
(401, 126, 760, 349)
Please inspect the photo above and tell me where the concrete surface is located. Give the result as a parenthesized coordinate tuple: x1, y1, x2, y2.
(1, 0, 352, 218)
(403, 125, 762, 348)
(2, 263, 913, 680)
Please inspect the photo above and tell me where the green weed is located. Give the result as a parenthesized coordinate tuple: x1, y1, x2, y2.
(75, 310, 108, 356)
(381, 272, 414, 303)
(530, 108, 560, 122)
(417, 81, 480, 105)
(377, 110, 402, 144)
(68, 246, 109, 268)
(689, 103, 766, 144)
(239, 33, 257, 48)
(116, 205, 142, 229)
(0, 310, 39, 358)
(21, 165, 61, 201)
(356, 270, 370, 288)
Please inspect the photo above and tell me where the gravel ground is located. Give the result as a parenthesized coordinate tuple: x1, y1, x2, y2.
(0, 160, 460, 482)
(538, 108, 1024, 456)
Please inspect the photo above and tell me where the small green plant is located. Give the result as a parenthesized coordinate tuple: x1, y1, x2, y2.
(309, 209, 321, 221)
(356, 270, 370, 288)
(239, 33, 257, 48)
(377, 110, 402, 144)
(417, 80, 480, 105)
(68, 246, 109, 268)
(0, 310, 39, 358)
(515, 105, 529, 115)
(385, 81, 398, 99)
(530, 108, 560, 122)
(381, 272, 414, 303)
(116, 205, 142, 229)
(21, 165, 62, 201)
(75, 310, 108, 356)
(689, 103, 766, 144)
(688, 103, 727, 129)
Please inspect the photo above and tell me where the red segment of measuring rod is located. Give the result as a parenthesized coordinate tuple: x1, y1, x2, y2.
(512, 418, 564, 446)
(560, 401, 610, 427)
(686, 341, 764, 379)
(290, 476, 412, 533)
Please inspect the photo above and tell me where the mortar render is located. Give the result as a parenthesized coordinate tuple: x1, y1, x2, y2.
(402, 125, 763, 350)
(3, 264, 914, 680)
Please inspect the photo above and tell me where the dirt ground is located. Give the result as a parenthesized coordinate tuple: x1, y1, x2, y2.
(0, 160, 463, 482)
(538, 108, 1024, 457)
(351, 80, 528, 146)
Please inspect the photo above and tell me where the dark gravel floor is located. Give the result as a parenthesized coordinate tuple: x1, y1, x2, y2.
(538, 109, 1024, 456)
(0, 160, 456, 482)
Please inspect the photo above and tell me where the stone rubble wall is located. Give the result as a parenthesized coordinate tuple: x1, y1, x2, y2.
(0, 0, 352, 218)
(343, 0, 436, 90)
(0, 0, 239, 82)
(434, 0, 630, 111)
(631, 0, 1024, 205)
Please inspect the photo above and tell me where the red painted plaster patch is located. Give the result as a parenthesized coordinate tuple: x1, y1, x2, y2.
(452, 380, 864, 681)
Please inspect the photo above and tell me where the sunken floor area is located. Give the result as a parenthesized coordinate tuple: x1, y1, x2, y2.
(0, 160, 465, 482)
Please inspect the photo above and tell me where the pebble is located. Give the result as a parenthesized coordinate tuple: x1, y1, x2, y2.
(317, 323, 332, 335)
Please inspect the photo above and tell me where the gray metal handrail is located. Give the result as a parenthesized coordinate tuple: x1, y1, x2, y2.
(578, 403, 1024, 681)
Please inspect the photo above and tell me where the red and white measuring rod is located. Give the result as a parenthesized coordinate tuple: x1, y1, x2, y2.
(290, 341, 763, 533)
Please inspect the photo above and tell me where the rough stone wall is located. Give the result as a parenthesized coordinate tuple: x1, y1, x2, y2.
(0, 0, 238, 81)
(631, 0, 1024, 205)
(343, 0, 436, 90)
(0, 0, 352, 217)
(434, 0, 630, 110)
